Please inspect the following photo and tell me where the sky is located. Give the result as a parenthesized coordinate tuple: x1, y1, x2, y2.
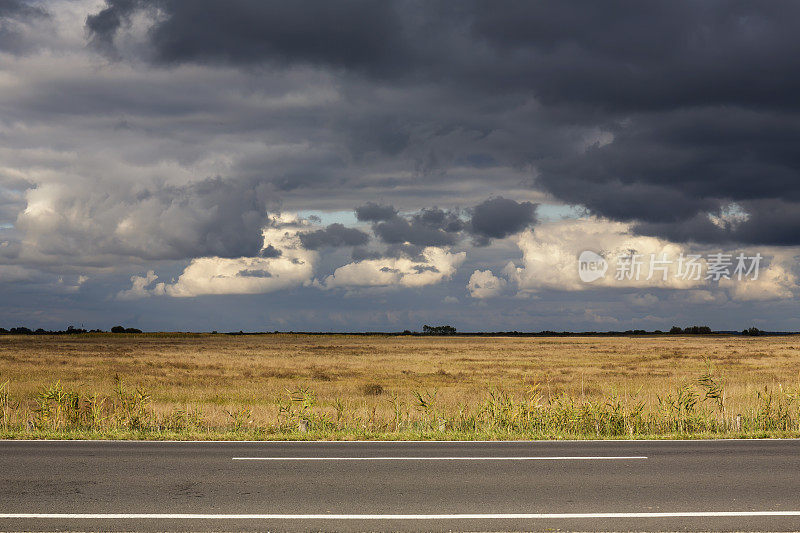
(1, 0, 800, 332)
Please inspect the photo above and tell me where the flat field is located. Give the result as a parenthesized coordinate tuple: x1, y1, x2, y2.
(1, 333, 799, 439)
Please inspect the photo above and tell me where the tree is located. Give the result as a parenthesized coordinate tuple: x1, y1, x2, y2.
(111, 325, 142, 333)
(683, 325, 712, 334)
(422, 325, 457, 335)
(422, 324, 456, 335)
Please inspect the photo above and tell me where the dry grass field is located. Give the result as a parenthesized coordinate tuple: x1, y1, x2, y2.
(1, 333, 799, 439)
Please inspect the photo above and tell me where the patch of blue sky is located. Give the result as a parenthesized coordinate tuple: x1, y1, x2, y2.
(536, 204, 585, 221)
(296, 210, 360, 227)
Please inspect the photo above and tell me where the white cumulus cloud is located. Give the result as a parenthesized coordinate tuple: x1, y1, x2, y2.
(117, 215, 317, 298)
(467, 269, 506, 298)
(324, 247, 465, 289)
(506, 218, 699, 292)
(504, 217, 800, 301)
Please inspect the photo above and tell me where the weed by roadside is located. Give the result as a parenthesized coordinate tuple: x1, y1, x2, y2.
(1, 370, 799, 440)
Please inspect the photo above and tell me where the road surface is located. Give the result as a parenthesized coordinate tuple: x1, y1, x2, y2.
(1, 439, 799, 531)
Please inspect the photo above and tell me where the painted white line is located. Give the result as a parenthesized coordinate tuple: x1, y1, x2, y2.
(232, 456, 647, 461)
(2, 511, 800, 520)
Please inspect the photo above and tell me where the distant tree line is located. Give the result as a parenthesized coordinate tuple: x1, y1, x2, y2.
(0, 324, 780, 336)
(0, 325, 141, 335)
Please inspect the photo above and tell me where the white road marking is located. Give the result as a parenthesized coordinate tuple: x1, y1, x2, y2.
(2, 511, 800, 520)
(231, 456, 648, 461)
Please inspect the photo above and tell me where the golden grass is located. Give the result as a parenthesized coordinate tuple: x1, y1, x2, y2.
(1, 333, 799, 436)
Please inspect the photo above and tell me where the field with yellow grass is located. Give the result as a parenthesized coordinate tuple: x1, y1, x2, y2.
(1, 333, 799, 439)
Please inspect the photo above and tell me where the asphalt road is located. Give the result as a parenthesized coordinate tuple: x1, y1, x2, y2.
(1, 439, 800, 531)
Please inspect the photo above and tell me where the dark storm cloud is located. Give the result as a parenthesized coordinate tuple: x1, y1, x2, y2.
(465, 2, 800, 245)
(474, 2, 800, 245)
(371, 207, 464, 247)
(298, 223, 369, 250)
(0, 0, 45, 18)
(469, 197, 537, 243)
(85, 0, 144, 58)
(86, 0, 405, 72)
(83, 0, 800, 246)
(418, 207, 465, 233)
(357, 199, 536, 249)
(372, 217, 456, 247)
(0, 0, 48, 53)
(537, 107, 800, 243)
(355, 202, 397, 223)
(635, 200, 800, 247)
(86, 0, 800, 107)
(468, 2, 800, 111)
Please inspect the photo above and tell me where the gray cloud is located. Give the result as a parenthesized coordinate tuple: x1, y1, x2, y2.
(383, 243, 426, 262)
(418, 207, 465, 233)
(86, 1, 800, 109)
(86, 0, 405, 73)
(372, 217, 454, 247)
(0, 0, 46, 19)
(358, 199, 536, 250)
(468, 197, 537, 244)
(0, 0, 48, 54)
(259, 244, 282, 258)
(350, 247, 382, 262)
(371, 207, 464, 247)
(16, 176, 274, 264)
(0, 185, 26, 226)
(298, 223, 370, 250)
(355, 202, 398, 223)
(84, 0, 141, 57)
(350, 243, 429, 263)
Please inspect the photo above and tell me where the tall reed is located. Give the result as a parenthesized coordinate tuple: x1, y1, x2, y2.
(1, 371, 799, 438)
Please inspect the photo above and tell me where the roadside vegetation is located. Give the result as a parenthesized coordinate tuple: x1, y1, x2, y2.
(1, 334, 799, 439)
